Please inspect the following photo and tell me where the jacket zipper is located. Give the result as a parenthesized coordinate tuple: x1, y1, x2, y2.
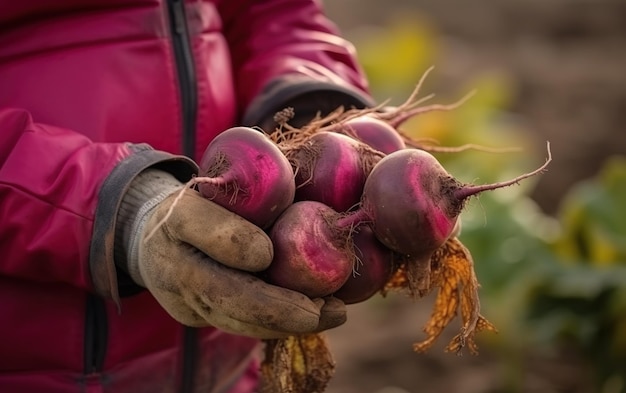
(167, 0, 198, 158)
(167, 1, 199, 391)
(180, 327, 198, 393)
(81, 0, 197, 384)
(84, 294, 107, 374)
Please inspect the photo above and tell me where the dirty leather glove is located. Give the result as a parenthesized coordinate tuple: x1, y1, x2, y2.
(116, 169, 346, 339)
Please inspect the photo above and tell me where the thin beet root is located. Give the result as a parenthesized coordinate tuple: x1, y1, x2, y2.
(385, 89, 477, 130)
(365, 65, 474, 131)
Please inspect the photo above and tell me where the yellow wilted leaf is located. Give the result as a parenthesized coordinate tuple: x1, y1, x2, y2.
(259, 333, 335, 393)
(384, 237, 497, 355)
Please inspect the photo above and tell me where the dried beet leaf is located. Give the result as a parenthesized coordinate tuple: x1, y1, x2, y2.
(383, 237, 498, 355)
(259, 333, 335, 393)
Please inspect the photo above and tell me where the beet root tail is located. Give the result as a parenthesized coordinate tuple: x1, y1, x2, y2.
(454, 141, 552, 201)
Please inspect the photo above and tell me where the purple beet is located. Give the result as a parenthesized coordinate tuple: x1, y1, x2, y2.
(197, 126, 295, 229)
(265, 201, 354, 298)
(337, 115, 406, 154)
(282, 131, 383, 212)
(333, 226, 395, 305)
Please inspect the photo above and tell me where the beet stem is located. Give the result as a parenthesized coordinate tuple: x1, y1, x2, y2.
(335, 209, 370, 230)
(454, 141, 552, 200)
(193, 175, 229, 186)
(195, 171, 242, 205)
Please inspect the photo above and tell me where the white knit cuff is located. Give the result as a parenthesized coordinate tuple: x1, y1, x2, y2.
(116, 169, 183, 286)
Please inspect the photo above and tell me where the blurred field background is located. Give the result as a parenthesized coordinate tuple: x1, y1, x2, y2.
(321, 1, 626, 392)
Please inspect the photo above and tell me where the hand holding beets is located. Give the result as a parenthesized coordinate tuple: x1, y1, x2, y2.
(188, 123, 549, 309)
(170, 73, 551, 350)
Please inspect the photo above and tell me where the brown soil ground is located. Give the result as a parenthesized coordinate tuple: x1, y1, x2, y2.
(325, 295, 595, 393)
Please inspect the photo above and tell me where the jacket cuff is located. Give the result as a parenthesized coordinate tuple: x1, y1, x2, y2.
(89, 144, 198, 306)
(242, 75, 375, 132)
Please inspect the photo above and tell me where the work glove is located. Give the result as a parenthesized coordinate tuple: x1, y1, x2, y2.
(116, 169, 346, 339)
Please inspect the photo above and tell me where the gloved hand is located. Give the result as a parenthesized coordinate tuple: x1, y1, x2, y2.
(116, 169, 346, 339)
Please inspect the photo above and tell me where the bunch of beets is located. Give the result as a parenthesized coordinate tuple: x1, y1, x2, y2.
(192, 81, 549, 308)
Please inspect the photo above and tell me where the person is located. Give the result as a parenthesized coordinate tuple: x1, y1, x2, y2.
(0, 1, 376, 392)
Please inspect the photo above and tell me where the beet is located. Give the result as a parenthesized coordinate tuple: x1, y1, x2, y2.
(196, 126, 295, 229)
(341, 143, 552, 262)
(281, 131, 384, 212)
(333, 226, 395, 305)
(337, 115, 406, 154)
(264, 201, 354, 298)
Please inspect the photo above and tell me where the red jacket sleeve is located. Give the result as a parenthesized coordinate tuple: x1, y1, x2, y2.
(218, 0, 375, 126)
(0, 108, 196, 303)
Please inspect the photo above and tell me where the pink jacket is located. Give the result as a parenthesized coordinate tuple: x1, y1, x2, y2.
(0, 1, 371, 392)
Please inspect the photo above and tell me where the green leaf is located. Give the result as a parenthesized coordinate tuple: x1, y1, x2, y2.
(553, 155, 626, 265)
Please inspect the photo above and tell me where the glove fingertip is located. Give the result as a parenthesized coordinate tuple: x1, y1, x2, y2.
(235, 229, 274, 271)
(315, 296, 347, 332)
